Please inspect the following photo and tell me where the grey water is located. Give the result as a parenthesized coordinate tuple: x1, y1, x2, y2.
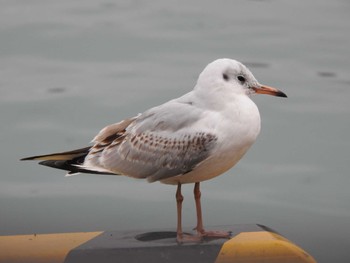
(0, 1, 349, 262)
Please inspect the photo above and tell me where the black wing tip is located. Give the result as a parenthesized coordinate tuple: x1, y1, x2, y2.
(20, 147, 92, 162)
(20, 156, 36, 161)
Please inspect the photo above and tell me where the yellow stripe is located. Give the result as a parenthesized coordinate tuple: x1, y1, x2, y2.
(215, 231, 316, 263)
(0, 232, 102, 263)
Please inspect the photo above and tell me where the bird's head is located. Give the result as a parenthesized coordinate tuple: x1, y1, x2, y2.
(196, 58, 287, 98)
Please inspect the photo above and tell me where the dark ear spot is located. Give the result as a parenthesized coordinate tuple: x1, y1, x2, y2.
(223, 73, 229, 81)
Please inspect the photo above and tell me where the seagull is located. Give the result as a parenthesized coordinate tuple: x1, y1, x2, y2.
(21, 58, 287, 243)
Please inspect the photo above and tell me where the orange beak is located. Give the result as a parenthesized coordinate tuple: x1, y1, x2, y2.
(253, 85, 287, 98)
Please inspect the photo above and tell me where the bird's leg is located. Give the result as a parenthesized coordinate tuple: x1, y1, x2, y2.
(193, 182, 231, 239)
(176, 182, 202, 243)
(193, 182, 205, 234)
(176, 182, 184, 238)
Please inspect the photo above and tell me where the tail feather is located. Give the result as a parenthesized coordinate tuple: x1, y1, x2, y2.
(20, 147, 91, 161)
(21, 147, 113, 175)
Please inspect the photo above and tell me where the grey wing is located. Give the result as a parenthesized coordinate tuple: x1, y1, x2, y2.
(105, 131, 217, 182)
(83, 101, 218, 182)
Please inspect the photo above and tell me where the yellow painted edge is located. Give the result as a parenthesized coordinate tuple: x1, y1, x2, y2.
(0, 231, 102, 263)
(215, 231, 317, 263)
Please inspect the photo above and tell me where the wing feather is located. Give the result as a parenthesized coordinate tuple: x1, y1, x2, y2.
(83, 100, 218, 182)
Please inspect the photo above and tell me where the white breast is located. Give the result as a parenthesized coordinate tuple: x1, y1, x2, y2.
(161, 94, 261, 185)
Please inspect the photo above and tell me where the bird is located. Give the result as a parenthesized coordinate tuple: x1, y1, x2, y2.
(21, 58, 287, 243)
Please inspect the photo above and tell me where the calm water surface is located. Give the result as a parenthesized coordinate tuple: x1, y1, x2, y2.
(0, 1, 349, 262)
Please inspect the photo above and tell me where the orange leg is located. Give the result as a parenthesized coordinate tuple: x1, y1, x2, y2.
(194, 182, 231, 239)
(176, 183, 202, 243)
(194, 182, 205, 234)
(176, 182, 184, 238)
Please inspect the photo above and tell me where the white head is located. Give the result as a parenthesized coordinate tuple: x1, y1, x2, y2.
(195, 58, 287, 98)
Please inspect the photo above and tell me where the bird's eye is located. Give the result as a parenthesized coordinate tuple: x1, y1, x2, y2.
(223, 73, 229, 81)
(237, 75, 246, 83)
